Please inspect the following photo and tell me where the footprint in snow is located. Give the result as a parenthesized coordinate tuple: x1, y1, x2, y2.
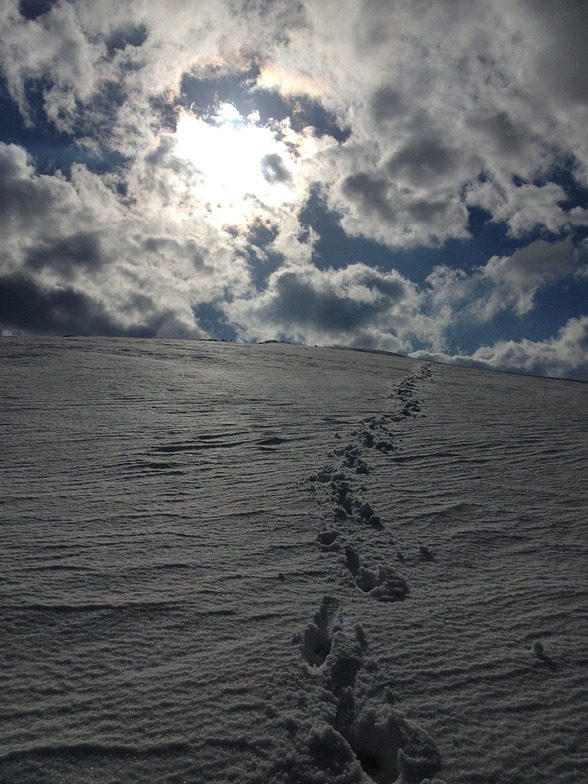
(317, 529, 340, 549)
(344, 706, 441, 784)
(297, 595, 340, 667)
(345, 545, 361, 576)
(355, 566, 409, 602)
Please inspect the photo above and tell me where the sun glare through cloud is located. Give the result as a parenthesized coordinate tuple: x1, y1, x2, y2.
(174, 102, 301, 226)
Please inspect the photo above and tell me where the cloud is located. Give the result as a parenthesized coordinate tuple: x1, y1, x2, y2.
(466, 112, 526, 159)
(0, 1, 102, 131)
(0, 273, 156, 336)
(0, 143, 79, 235)
(465, 180, 588, 238)
(523, 0, 588, 107)
(426, 238, 580, 323)
(0, 140, 246, 337)
(473, 238, 579, 319)
(4, 0, 588, 239)
(24, 230, 105, 280)
(228, 233, 583, 356)
(325, 156, 470, 248)
(386, 136, 457, 188)
(0, 270, 209, 338)
(279, 0, 588, 246)
(224, 262, 439, 352)
(341, 173, 394, 223)
(261, 152, 292, 184)
(414, 316, 588, 381)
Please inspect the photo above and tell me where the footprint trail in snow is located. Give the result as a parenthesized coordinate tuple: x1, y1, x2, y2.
(293, 363, 443, 783)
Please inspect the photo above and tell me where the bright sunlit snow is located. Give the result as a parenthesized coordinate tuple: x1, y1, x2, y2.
(1, 338, 587, 783)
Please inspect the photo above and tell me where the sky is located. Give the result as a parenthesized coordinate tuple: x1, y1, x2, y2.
(0, 0, 587, 380)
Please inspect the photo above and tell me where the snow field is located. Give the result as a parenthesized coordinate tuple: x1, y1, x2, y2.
(1, 338, 586, 783)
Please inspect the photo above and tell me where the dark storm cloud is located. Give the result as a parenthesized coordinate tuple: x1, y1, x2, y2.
(261, 152, 291, 184)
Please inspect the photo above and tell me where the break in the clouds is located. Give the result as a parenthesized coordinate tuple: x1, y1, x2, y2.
(0, 0, 587, 379)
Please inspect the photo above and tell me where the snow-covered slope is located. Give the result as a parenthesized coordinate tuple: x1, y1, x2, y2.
(1, 338, 586, 784)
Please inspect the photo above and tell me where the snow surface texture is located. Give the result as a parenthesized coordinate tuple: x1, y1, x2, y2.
(1, 338, 587, 784)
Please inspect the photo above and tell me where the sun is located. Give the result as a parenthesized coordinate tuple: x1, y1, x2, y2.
(174, 102, 300, 226)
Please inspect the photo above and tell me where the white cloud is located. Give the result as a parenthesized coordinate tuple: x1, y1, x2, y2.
(473, 238, 578, 319)
(425, 238, 580, 323)
(415, 316, 588, 381)
(0, 1, 103, 131)
(465, 180, 588, 239)
(271, 0, 588, 246)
